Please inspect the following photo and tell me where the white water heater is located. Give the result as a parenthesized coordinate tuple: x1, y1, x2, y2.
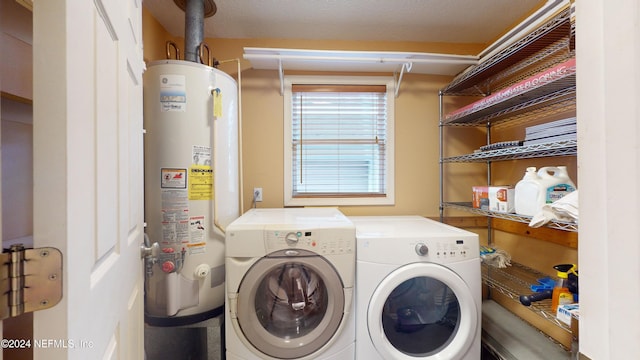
(143, 59, 239, 326)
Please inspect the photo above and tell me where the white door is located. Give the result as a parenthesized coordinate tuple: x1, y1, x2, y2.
(31, 0, 145, 359)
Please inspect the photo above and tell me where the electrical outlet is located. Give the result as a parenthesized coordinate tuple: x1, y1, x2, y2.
(254, 187, 263, 202)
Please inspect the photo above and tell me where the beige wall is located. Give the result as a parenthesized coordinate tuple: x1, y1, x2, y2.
(142, 9, 485, 217)
(142, 9, 180, 63)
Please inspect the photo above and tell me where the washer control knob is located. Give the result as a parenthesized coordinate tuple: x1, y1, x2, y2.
(285, 232, 299, 246)
(415, 243, 429, 256)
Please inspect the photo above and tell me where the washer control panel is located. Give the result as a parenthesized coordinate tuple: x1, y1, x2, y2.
(266, 230, 353, 255)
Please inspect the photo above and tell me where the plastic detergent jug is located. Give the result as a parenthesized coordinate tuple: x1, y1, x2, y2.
(514, 167, 544, 216)
(537, 166, 576, 204)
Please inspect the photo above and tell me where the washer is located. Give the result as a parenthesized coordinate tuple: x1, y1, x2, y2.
(225, 208, 356, 360)
(350, 216, 480, 360)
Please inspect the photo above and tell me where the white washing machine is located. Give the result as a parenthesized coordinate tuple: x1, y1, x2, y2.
(225, 208, 356, 360)
(350, 216, 481, 360)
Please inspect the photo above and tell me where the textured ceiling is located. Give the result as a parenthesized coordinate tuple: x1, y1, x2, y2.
(143, 0, 545, 44)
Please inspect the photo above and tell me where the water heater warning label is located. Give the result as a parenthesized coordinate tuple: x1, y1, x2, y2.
(159, 74, 186, 112)
(188, 215, 206, 254)
(161, 168, 187, 188)
(189, 165, 213, 200)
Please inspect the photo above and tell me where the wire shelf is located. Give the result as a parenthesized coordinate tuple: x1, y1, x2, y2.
(442, 8, 572, 95)
(439, 3, 578, 353)
(442, 140, 577, 162)
(482, 262, 572, 333)
(443, 202, 578, 232)
(441, 93, 576, 129)
(485, 39, 573, 92)
(443, 70, 575, 125)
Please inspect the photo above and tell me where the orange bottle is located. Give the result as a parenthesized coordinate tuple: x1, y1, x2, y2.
(551, 264, 576, 312)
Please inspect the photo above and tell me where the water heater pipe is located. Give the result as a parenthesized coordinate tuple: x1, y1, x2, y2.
(184, 0, 205, 62)
(215, 58, 244, 231)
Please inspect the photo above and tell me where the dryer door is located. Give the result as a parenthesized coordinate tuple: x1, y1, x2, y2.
(367, 262, 478, 359)
(236, 249, 346, 359)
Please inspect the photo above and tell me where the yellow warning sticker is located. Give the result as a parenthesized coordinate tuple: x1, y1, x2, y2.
(188, 165, 213, 200)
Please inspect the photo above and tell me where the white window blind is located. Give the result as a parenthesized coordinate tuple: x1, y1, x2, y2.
(291, 84, 387, 198)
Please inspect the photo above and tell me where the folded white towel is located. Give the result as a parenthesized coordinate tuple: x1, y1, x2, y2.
(529, 190, 579, 228)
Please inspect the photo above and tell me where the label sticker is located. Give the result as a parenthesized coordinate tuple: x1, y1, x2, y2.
(161, 189, 189, 211)
(188, 215, 206, 254)
(192, 145, 212, 166)
(160, 74, 186, 112)
(161, 220, 189, 244)
(160, 189, 189, 244)
(187, 242, 207, 255)
(189, 215, 206, 243)
(161, 168, 187, 189)
(189, 165, 213, 200)
(213, 88, 223, 117)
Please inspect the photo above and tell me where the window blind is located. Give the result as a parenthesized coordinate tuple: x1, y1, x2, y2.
(291, 84, 388, 197)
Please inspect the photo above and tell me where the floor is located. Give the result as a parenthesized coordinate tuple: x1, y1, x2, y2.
(482, 343, 502, 360)
(144, 304, 546, 360)
(482, 300, 570, 360)
(145, 321, 498, 360)
(144, 316, 224, 360)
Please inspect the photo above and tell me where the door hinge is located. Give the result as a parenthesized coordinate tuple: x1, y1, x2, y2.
(0, 244, 63, 320)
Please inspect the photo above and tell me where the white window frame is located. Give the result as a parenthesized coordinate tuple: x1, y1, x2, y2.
(283, 75, 395, 206)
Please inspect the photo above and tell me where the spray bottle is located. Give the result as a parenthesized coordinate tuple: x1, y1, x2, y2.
(551, 264, 577, 312)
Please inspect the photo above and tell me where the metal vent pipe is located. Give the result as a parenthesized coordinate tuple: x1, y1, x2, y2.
(174, 0, 217, 62)
(184, 0, 204, 62)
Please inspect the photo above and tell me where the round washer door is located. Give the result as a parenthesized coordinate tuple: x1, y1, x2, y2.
(236, 249, 345, 359)
(368, 262, 478, 359)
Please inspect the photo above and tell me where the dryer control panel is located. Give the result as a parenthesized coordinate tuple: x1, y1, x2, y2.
(425, 239, 479, 263)
(431, 239, 474, 261)
(400, 238, 477, 264)
(265, 230, 354, 255)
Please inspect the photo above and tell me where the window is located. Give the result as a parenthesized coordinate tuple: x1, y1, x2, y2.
(284, 76, 395, 206)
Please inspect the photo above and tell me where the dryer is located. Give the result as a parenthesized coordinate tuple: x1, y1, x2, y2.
(225, 208, 356, 360)
(350, 216, 480, 360)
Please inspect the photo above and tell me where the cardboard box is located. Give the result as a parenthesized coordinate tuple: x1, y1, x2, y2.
(489, 186, 515, 213)
(472, 186, 489, 209)
(557, 303, 579, 326)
